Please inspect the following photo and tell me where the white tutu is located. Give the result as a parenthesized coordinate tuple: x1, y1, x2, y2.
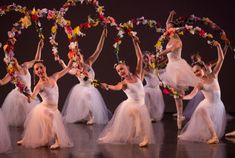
(0, 109, 11, 153)
(178, 79, 226, 142)
(144, 86, 165, 121)
(1, 89, 39, 127)
(62, 84, 109, 124)
(160, 58, 198, 90)
(98, 79, 155, 144)
(144, 72, 165, 121)
(21, 102, 73, 148)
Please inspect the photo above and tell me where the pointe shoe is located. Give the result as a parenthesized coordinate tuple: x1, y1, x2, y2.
(50, 143, 60, 150)
(151, 118, 156, 123)
(87, 116, 94, 125)
(139, 137, 149, 147)
(225, 131, 235, 137)
(207, 136, 219, 144)
(177, 116, 185, 130)
(17, 140, 23, 145)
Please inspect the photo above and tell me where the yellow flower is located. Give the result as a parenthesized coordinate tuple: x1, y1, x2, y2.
(31, 8, 37, 15)
(51, 25, 57, 34)
(207, 33, 213, 39)
(155, 41, 162, 48)
(178, 31, 184, 35)
(66, 20, 71, 25)
(73, 26, 80, 36)
(67, 34, 72, 40)
(96, 6, 104, 14)
(20, 15, 32, 28)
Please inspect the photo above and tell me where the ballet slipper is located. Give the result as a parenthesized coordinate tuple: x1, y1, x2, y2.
(50, 142, 60, 150)
(17, 140, 23, 145)
(177, 116, 185, 130)
(151, 118, 156, 123)
(87, 116, 94, 125)
(139, 137, 149, 147)
(207, 136, 219, 144)
(225, 131, 235, 137)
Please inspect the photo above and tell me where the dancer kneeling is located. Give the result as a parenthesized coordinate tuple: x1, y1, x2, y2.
(17, 60, 74, 149)
(178, 41, 226, 144)
(98, 36, 155, 147)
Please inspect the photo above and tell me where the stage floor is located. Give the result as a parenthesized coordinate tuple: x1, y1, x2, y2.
(1, 114, 235, 158)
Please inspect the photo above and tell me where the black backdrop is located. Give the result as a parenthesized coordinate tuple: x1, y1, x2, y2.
(0, 0, 234, 113)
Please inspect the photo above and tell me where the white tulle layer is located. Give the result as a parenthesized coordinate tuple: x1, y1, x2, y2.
(98, 100, 155, 144)
(144, 86, 165, 121)
(62, 84, 109, 124)
(1, 89, 39, 127)
(0, 109, 11, 153)
(160, 59, 198, 89)
(20, 102, 73, 148)
(178, 99, 226, 142)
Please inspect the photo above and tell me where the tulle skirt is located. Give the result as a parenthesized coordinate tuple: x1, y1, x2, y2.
(144, 86, 165, 121)
(160, 59, 198, 90)
(62, 84, 110, 124)
(184, 91, 204, 119)
(0, 109, 11, 153)
(98, 99, 155, 144)
(178, 99, 226, 142)
(20, 102, 73, 148)
(1, 89, 39, 127)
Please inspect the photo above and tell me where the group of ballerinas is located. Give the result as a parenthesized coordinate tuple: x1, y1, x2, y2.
(0, 10, 235, 153)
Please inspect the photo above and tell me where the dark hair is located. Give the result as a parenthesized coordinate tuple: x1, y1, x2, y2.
(33, 60, 44, 67)
(191, 53, 201, 64)
(113, 60, 127, 69)
(191, 61, 205, 69)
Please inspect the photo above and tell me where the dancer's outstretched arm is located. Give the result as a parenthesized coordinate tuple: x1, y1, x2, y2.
(0, 74, 11, 86)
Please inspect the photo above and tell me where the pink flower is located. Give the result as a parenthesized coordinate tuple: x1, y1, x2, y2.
(163, 88, 170, 94)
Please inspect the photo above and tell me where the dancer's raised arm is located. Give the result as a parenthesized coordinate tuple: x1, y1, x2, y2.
(86, 27, 108, 66)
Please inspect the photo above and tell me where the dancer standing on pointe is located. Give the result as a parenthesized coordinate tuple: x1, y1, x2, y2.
(17, 60, 74, 149)
(157, 10, 198, 129)
(98, 36, 154, 147)
(143, 52, 165, 122)
(0, 39, 43, 127)
(178, 41, 226, 144)
(62, 27, 110, 125)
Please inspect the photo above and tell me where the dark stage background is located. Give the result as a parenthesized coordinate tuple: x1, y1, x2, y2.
(0, 0, 234, 113)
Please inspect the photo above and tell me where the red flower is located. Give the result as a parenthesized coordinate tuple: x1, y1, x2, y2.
(114, 37, 120, 43)
(163, 88, 170, 94)
(31, 15, 38, 21)
(68, 50, 76, 60)
(199, 30, 206, 37)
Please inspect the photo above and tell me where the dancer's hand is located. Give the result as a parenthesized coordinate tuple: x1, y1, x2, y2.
(100, 83, 109, 90)
(103, 25, 108, 38)
(212, 41, 220, 47)
(170, 10, 176, 15)
(132, 36, 140, 43)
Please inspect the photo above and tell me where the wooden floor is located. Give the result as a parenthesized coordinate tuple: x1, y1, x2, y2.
(1, 114, 235, 158)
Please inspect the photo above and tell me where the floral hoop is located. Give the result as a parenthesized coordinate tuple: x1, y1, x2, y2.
(49, 0, 116, 63)
(113, 17, 165, 69)
(2, 6, 45, 96)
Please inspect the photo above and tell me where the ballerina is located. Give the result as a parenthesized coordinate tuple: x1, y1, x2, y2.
(62, 27, 110, 125)
(98, 36, 155, 147)
(0, 39, 43, 127)
(178, 41, 226, 144)
(143, 52, 165, 122)
(0, 108, 11, 153)
(184, 44, 228, 119)
(17, 60, 74, 149)
(158, 10, 198, 129)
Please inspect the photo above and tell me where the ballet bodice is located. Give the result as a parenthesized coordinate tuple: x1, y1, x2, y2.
(123, 79, 145, 103)
(202, 78, 221, 103)
(144, 71, 160, 88)
(77, 66, 95, 86)
(15, 70, 31, 89)
(39, 83, 59, 106)
(166, 43, 182, 62)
